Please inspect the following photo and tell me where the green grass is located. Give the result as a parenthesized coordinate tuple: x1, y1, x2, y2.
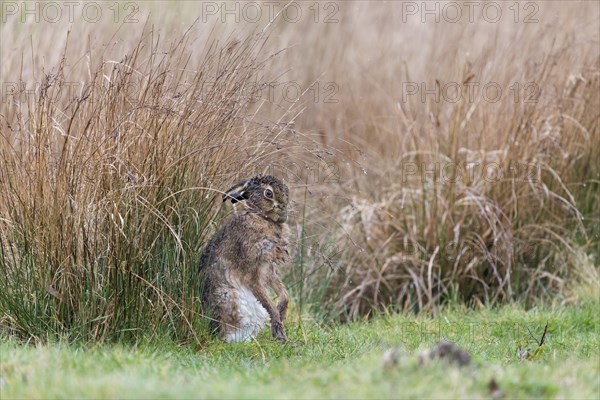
(1, 299, 598, 399)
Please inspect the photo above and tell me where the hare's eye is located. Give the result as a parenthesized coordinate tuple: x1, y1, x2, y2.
(264, 188, 274, 199)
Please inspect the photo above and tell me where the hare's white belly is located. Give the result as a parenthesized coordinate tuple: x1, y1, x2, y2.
(225, 285, 269, 343)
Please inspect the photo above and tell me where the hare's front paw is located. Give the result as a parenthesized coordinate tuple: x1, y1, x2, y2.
(271, 320, 288, 342)
(257, 239, 274, 260)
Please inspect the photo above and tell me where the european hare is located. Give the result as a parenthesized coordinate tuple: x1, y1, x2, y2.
(199, 175, 290, 342)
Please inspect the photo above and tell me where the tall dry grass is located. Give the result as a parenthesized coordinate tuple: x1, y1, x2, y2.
(1, 2, 598, 340)
(0, 15, 328, 341)
(287, 3, 600, 319)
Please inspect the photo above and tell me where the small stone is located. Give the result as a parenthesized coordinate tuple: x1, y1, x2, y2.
(428, 340, 471, 367)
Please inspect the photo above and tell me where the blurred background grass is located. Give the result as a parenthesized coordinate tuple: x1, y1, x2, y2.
(0, 1, 598, 343)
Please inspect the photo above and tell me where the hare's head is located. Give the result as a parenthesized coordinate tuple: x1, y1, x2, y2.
(223, 175, 289, 223)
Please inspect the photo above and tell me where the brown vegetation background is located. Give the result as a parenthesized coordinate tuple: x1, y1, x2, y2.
(1, 1, 598, 341)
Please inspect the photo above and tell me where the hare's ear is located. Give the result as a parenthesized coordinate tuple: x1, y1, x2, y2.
(222, 179, 251, 204)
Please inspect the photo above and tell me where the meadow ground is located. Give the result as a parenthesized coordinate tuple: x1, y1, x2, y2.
(1, 2, 599, 399)
(1, 299, 598, 399)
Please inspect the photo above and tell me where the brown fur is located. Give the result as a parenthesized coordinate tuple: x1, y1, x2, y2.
(199, 175, 290, 342)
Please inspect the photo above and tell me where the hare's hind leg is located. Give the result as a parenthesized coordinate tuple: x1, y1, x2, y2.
(210, 286, 244, 342)
(224, 285, 269, 342)
(213, 284, 269, 343)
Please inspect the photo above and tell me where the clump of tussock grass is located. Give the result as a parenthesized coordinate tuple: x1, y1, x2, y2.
(288, 4, 600, 319)
(0, 20, 324, 342)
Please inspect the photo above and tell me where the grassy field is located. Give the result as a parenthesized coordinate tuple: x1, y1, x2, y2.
(1, 299, 598, 399)
(1, 1, 599, 399)
(1, 0, 598, 340)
